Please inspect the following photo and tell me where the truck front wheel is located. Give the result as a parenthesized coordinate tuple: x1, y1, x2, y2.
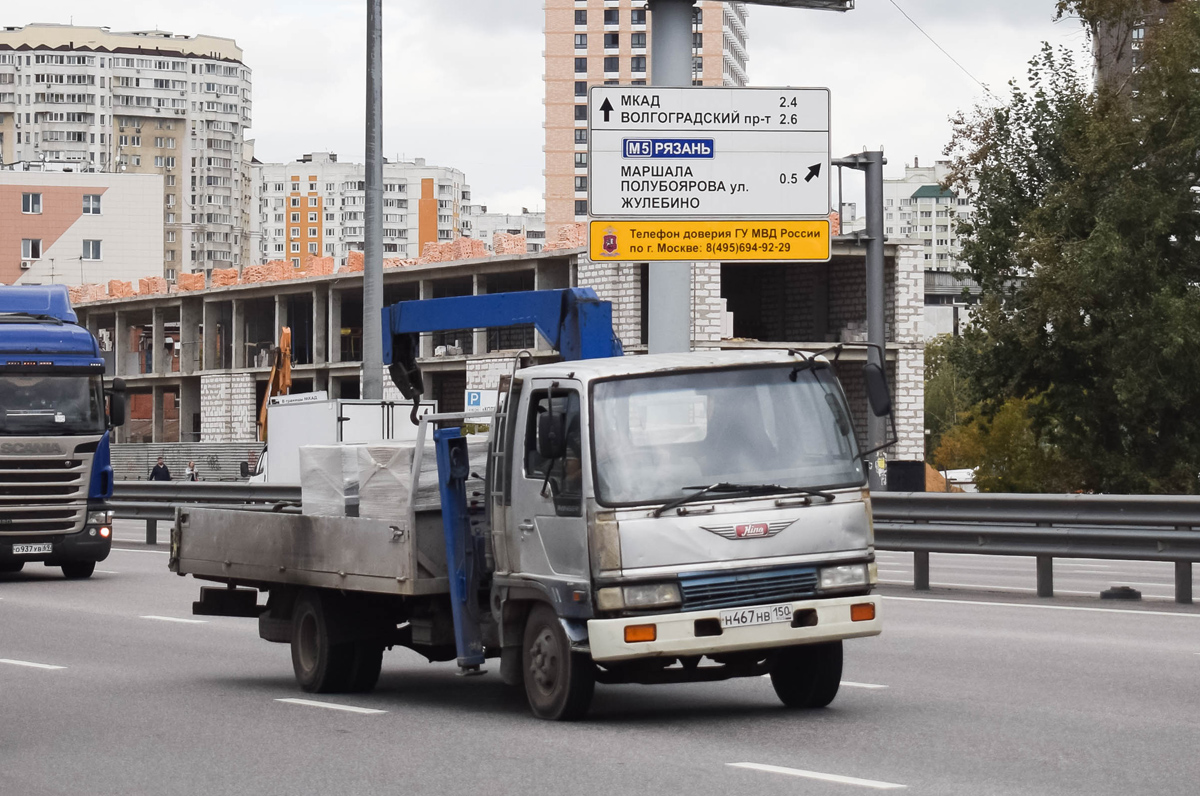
(769, 641, 843, 709)
(522, 604, 594, 721)
(290, 591, 354, 693)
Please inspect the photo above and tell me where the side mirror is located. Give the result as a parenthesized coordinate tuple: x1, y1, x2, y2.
(239, 461, 250, 478)
(109, 378, 127, 427)
(536, 412, 567, 461)
(864, 362, 892, 418)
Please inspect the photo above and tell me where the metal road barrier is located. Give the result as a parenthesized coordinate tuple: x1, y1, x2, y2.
(110, 484, 1200, 604)
(872, 493, 1200, 604)
(111, 482, 301, 545)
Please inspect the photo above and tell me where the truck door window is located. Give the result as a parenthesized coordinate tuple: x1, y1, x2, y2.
(523, 389, 582, 517)
(500, 379, 523, 506)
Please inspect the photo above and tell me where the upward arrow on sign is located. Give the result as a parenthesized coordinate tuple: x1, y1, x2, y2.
(599, 98, 614, 122)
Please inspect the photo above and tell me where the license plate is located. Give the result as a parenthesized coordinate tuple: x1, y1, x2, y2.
(12, 543, 52, 555)
(719, 602, 794, 629)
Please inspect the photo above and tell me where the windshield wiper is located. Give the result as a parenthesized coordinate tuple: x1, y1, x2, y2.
(0, 312, 64, 326)
(652, 482, 835, 518)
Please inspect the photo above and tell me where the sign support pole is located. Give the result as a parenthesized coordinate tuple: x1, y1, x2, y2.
(646, 0, 695, 354)
(362, 0, 384, 399)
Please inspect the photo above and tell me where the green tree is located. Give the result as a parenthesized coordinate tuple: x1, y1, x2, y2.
(924, 334, 973, 459)
(945, 7, 1200, 493)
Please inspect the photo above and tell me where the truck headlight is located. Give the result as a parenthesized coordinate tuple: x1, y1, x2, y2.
(88, 510, 114, 525)
(820, 563, 868, 590)
(596, 583, 682, 611)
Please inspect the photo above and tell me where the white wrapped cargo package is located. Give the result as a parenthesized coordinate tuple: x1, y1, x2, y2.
(300, 445, 360, 517)
(356, 442, 416, 525)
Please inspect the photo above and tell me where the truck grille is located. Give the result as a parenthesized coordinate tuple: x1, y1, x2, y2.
(679, 566, 819, 611)
(0, 456, 89, 535)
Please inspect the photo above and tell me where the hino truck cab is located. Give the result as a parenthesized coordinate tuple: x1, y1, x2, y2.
(0, 286, 126, 579)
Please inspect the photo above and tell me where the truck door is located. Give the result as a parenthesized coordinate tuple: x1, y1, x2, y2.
(509, 379, 588, 579)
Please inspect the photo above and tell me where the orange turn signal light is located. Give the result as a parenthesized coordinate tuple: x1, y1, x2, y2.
(624, 624, 657, 643)
(850, 603, 876, 622)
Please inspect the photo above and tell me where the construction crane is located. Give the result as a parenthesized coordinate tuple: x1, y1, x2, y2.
(258, 327, 292, 442)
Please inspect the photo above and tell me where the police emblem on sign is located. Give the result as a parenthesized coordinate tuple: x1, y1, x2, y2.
(601, 226, 619, 257)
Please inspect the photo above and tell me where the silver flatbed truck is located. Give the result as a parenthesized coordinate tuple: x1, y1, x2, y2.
(172, 347, 891, 720)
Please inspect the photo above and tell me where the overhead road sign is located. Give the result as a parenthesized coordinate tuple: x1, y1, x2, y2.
(742, 1, 853, 9)
(589, 219, 831, 263)
(588, 86, 831, 219)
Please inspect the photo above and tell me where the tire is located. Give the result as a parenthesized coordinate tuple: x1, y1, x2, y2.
(0, 562, 24, 574)
(346, 642, 384, 693)
(522, 604, 594, 721)
(769, 641, 843, 709)
(61, 561, 95, 580)
(290, 590, 354, 693)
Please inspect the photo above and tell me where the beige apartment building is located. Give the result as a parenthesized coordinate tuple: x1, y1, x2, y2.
(0, 24, 253, 280)
(544, 0, 749, 238)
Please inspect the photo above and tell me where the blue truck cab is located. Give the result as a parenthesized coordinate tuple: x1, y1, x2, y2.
(0, 285, 126, 579)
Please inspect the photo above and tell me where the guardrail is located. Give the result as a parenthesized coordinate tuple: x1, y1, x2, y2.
(111, 482, 301, 545)
(872, 493, 1200, 604)
(109, 485, 1200, 605)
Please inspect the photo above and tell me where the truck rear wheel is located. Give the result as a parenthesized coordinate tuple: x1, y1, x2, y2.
(769, 641, 843, 709)
(290, 591, 354, 693)
(61, 561, 95, 580)
(0, 562, 24, 574)
(522, 604, 594, 721)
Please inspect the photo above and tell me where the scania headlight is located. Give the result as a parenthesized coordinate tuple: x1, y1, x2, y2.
(595, 582, 682, 611)
(819, 563, 868, 590)
(88, 510, 114, 525)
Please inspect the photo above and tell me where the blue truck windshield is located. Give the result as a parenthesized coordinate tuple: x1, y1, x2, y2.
(0, 374, 106, 436)
(591, 366, 864, 506)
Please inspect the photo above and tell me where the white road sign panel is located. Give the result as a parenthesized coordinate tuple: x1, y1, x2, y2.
(588, 86, 831, 219)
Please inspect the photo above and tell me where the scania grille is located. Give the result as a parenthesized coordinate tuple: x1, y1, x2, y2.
(0, 457, 88, 535)
(679, 566, 820, 611)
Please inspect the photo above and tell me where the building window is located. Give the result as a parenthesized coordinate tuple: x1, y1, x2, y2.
(575, 81, 587, 97)
(575, 153, 587, 167)
(631, 32, 646, 48)
(309, 197, 318, 207)
(291, 242, 301, 253)
(308, 227, 318, 237)
(291, 197, 300, 207)
(693, 32, 703, 48)
(604, 33, 620, 48)
(693, 8, 703, 23)
(21, 239, 42, 260)
(575, 34, 587, 49)
(631, 56, 646, 73)
(574, 176, 588, 191)
(21, 193, 42, 214)
(309, 242, 318, 254)
(574, 57, 587, 74)
(574, 104, 588, 121)
(309, 212, 318, 222)
(575, 129, 588, 144)
(631, 8, 646, 25)
(604, 9, 619, 25)
(82, 240, 102, 260)
(574, 200, 588, 216)
(603, 56, 619, 73)
(291, 213, 300, 223)
(692, 56, 703, 74)
(574, 9, 587, 25)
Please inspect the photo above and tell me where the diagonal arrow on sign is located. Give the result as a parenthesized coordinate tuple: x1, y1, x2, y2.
(805, 163, 822, 183)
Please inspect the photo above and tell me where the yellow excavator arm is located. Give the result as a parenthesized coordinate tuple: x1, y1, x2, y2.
(258, 326, 292, 442)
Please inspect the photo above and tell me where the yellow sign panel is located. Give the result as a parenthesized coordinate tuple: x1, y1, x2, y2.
(589, 219, 831, 263)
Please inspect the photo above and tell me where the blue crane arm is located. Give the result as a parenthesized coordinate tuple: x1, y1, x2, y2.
(381, 287, 622, 366)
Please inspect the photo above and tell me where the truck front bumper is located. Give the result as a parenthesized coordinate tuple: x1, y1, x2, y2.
(0, 527, 112, 567)
(587, 594, 881, 663)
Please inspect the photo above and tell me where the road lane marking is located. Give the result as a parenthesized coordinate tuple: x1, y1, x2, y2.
(110, 548, 170, 556)
(841, 681, 889, 689)
(728, 763, 905, 790)
(95, 570, 119, 575)
(883, 595, 1200, 618)
(276, 698, 386, 715)
(0, 658, 66, 670)
(141, 615, 207, 624)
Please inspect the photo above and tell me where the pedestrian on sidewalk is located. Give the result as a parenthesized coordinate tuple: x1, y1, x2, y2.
(186, 461, 199, 482)
(150, 456, 172, 481)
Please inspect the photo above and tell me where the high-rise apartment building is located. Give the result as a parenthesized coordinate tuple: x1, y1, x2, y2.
(543, 1, 749, 237)
(251, 152, 471, 266)
(0, 24, 252, 280)
(1092, 0, 1183, 88)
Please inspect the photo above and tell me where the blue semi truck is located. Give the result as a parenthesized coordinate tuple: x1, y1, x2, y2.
(0, 285, 126, 579)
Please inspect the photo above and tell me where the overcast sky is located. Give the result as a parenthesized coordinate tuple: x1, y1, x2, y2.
(25, 1, 1089, 213)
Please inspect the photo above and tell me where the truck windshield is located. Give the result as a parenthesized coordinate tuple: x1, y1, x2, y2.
(0, 373, 106, 436)
(591, 366, 864, 506)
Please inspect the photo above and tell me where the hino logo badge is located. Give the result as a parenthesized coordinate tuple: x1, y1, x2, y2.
(700, 520, 794, 540)
(0, 442, 66, 456)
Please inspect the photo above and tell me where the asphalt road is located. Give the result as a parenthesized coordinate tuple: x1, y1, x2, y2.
(2, 525, 1198, 796)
